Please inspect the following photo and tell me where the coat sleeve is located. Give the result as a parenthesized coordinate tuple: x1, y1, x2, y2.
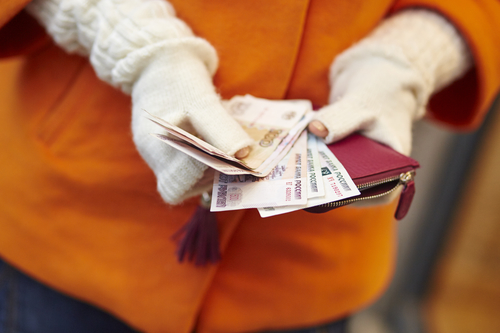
(0, 0, 30, 27)
(0, 0, 49, 58)
(392, 0, 500, 129)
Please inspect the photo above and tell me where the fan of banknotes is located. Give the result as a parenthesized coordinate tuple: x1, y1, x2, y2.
(147, 95, 360, 217)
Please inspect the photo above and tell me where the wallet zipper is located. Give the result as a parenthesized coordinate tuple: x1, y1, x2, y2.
(317, 171, 415, 209)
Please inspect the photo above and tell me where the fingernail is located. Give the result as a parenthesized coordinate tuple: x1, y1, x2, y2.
(310, 120, 326, 132)
(235, 147, 250, 159)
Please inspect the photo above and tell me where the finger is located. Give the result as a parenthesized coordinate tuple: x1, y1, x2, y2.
(315, 97, 377, 144)
(234, 146, 250, 159)
(189, 104, 254, 156)
(308, 120, 329, 138)
(196, 168, 216, 188)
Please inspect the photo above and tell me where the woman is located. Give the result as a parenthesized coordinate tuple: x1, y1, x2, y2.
(0, 0, 499, 332)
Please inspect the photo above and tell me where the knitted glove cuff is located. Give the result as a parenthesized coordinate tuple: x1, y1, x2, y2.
(26, 0, 218, 94)
(331, 9, 472, 120)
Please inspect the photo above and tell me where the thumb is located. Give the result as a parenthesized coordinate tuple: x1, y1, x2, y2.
(188, 103, 254, 156)
(313, 97, 378, 144)
(308, 120, 329, 138)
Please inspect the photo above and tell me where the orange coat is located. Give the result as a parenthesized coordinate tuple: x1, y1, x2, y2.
(1, 1, 499, 332)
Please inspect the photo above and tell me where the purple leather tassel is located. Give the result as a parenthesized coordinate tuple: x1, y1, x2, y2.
(173, 192, 221, 266)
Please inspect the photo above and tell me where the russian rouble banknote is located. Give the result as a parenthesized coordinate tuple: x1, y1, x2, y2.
(147, 95, 312, 176)
(147, 95, 360, 217)
(257, 134, 360, 217)
(212, 132, 360, 217)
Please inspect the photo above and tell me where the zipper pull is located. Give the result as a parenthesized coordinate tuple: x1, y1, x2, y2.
(394, 172, 415, 220)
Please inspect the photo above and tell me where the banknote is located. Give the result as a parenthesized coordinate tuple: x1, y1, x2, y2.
(149, 134, 266, 176)
(146, 95, 312, 177)
(250, 111, 313, 176)
(222, 95, 311, 169)
(210, 131, 308, 211)
(306, 133, 325, 199)
(146, 113, 242, 163)
(258, 139, 360, 218)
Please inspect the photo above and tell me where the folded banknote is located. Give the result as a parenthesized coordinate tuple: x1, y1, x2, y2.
(147, 95, 312, 177)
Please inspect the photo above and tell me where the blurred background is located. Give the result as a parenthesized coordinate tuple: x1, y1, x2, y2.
(349, 95, 500, 333)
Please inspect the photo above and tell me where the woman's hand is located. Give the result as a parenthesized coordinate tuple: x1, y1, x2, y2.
(308, 9, 471, 156)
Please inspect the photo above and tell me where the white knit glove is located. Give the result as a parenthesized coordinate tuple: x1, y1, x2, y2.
(27, 0, 253, 204)
(131, 50, 253, 204)
(309, 9, 472, 156)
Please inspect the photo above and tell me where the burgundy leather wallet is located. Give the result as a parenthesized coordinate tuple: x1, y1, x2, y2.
(305, 134, 420, 220)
